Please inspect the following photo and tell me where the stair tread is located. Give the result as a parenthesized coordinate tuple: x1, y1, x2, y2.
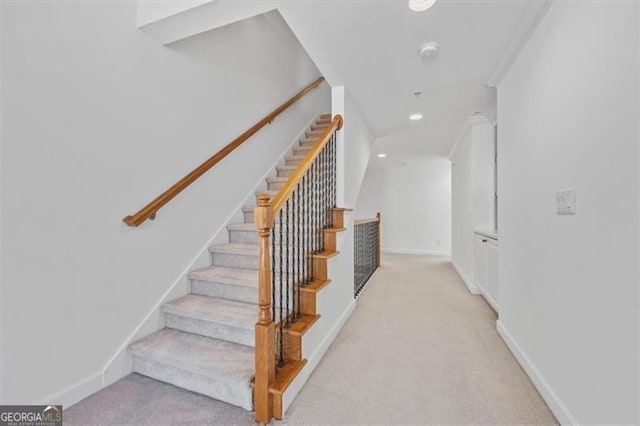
(163, 295, 255, 331)
(129, 328, 254, 383)
(190, 266, 258, 287)
(277, 165, 298, 171)
(242, 205, 255, 213)
(285, 155, 306, 160)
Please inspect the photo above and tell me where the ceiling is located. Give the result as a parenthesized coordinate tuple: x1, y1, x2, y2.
(278, 0, 530, 164)
(139, 0, 540, 164)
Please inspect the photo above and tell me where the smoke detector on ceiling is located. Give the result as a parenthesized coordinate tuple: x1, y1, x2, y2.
(419, 42, 439, 58)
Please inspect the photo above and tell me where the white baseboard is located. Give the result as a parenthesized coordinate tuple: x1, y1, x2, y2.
(497, 320, 578, 425)
(382, 248, 451, 256)
(451, 260, 480, 295)
(38, 371, 103, 408)
(281, 299, 356, 414)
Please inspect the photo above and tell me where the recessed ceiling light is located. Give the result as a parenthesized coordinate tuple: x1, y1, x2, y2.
(409, 0, 437, 12)
(409, 113, 423, 121)
(378, 153, 387, 158)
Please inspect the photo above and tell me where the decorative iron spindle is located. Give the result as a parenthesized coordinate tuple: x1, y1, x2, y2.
(278, 209, 285, 367)
(296, 183, 302, 319)
(285, 198, 291, 328)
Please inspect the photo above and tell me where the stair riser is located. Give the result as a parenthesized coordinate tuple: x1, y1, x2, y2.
(164, 314, 254, 347)
(229, 229, 259, 244)
(277, 168, 296, 177)
(211, 252, 308, 273)
(229, 229, 318, 244)
(191, 279, 257, 304)
(311, 124, 330, 131)
(299, 140, 315, 147)
(292, 147, 311, 156)
(212, 253, 258, 270)
(268, 181, 285, 191)
(285, 158, 303, 166)
(131, 356, 253, 411)
(243, 211, 254, 223)
(190, 279, 288, 307)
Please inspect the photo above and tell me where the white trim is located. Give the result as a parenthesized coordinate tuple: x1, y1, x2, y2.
(481, 290, 499, 314)
(101, 114, 320, 390)
(485, 1, 553, 87)
(382, 248, 450, 256)
(281, 300, 356, 414)
(497, 320, 578, 425)
(451, 260, 480, 295)
(38, 371, 103, 408)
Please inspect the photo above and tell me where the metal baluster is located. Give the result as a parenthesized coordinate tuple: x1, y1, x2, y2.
(291, 188, 298, 324)
(271, 227, 276, 324)
(310, 163, 315, 279)
(324, 142, 330, 233)
(296, 183, 302, 319)
(285, 198, 291, 328)
(319, 149, 325, 252)
(278, 209, 285, 367)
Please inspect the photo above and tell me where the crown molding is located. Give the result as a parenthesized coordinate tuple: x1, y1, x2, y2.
(485, 0, 553, 87)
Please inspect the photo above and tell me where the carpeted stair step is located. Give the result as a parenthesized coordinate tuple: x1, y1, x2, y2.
(299, 137, 318, 146)
(228, 222, 318, 244)
(267, 176, 290, 192)
(311, 123, 330, 131)
(128, 328, 254, 410)
(190, 266, 258, 304)
(209, 243, 260, 270)
(285, 155, 306, 166)
(162, 295, 255, 347)
(277, 165, 298, 178)
(209, 243, 311, 271)
(242, 205, 255, 223)
(292, 146, 312, 156)
(305, 128, 327, 137)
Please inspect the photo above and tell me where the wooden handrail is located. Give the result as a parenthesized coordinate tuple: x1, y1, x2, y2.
(123, 76, 326, 227)
(354, 216, 380, 225)
(269, 114, 343, 214)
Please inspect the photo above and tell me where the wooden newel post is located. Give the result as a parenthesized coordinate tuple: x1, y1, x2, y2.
(376, 212, 381, 267)
(254, 195, 275, 424)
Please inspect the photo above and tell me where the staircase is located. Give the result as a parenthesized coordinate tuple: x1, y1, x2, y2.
(128, 114, 344, 417)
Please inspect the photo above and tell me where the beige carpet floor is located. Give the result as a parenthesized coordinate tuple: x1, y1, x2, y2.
(65, 254, 557, 425)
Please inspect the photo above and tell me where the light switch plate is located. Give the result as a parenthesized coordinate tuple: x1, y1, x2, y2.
(556, 189, 576, 215)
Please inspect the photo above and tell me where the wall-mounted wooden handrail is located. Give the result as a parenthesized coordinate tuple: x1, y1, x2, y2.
(122, 76, 326, 227)
(269, 114, 343, 214)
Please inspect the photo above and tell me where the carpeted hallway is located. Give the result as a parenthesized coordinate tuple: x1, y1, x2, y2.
(65, 254, 557, 425)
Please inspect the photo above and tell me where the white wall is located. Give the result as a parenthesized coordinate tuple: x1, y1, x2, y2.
(451, 117, 496, 293)
(343, 91, 375, 208)
(451, 130, 476, 288)
(355, 160, 451, 256)
(497, 1, 638, 423)
(1, 4, 329, 405)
